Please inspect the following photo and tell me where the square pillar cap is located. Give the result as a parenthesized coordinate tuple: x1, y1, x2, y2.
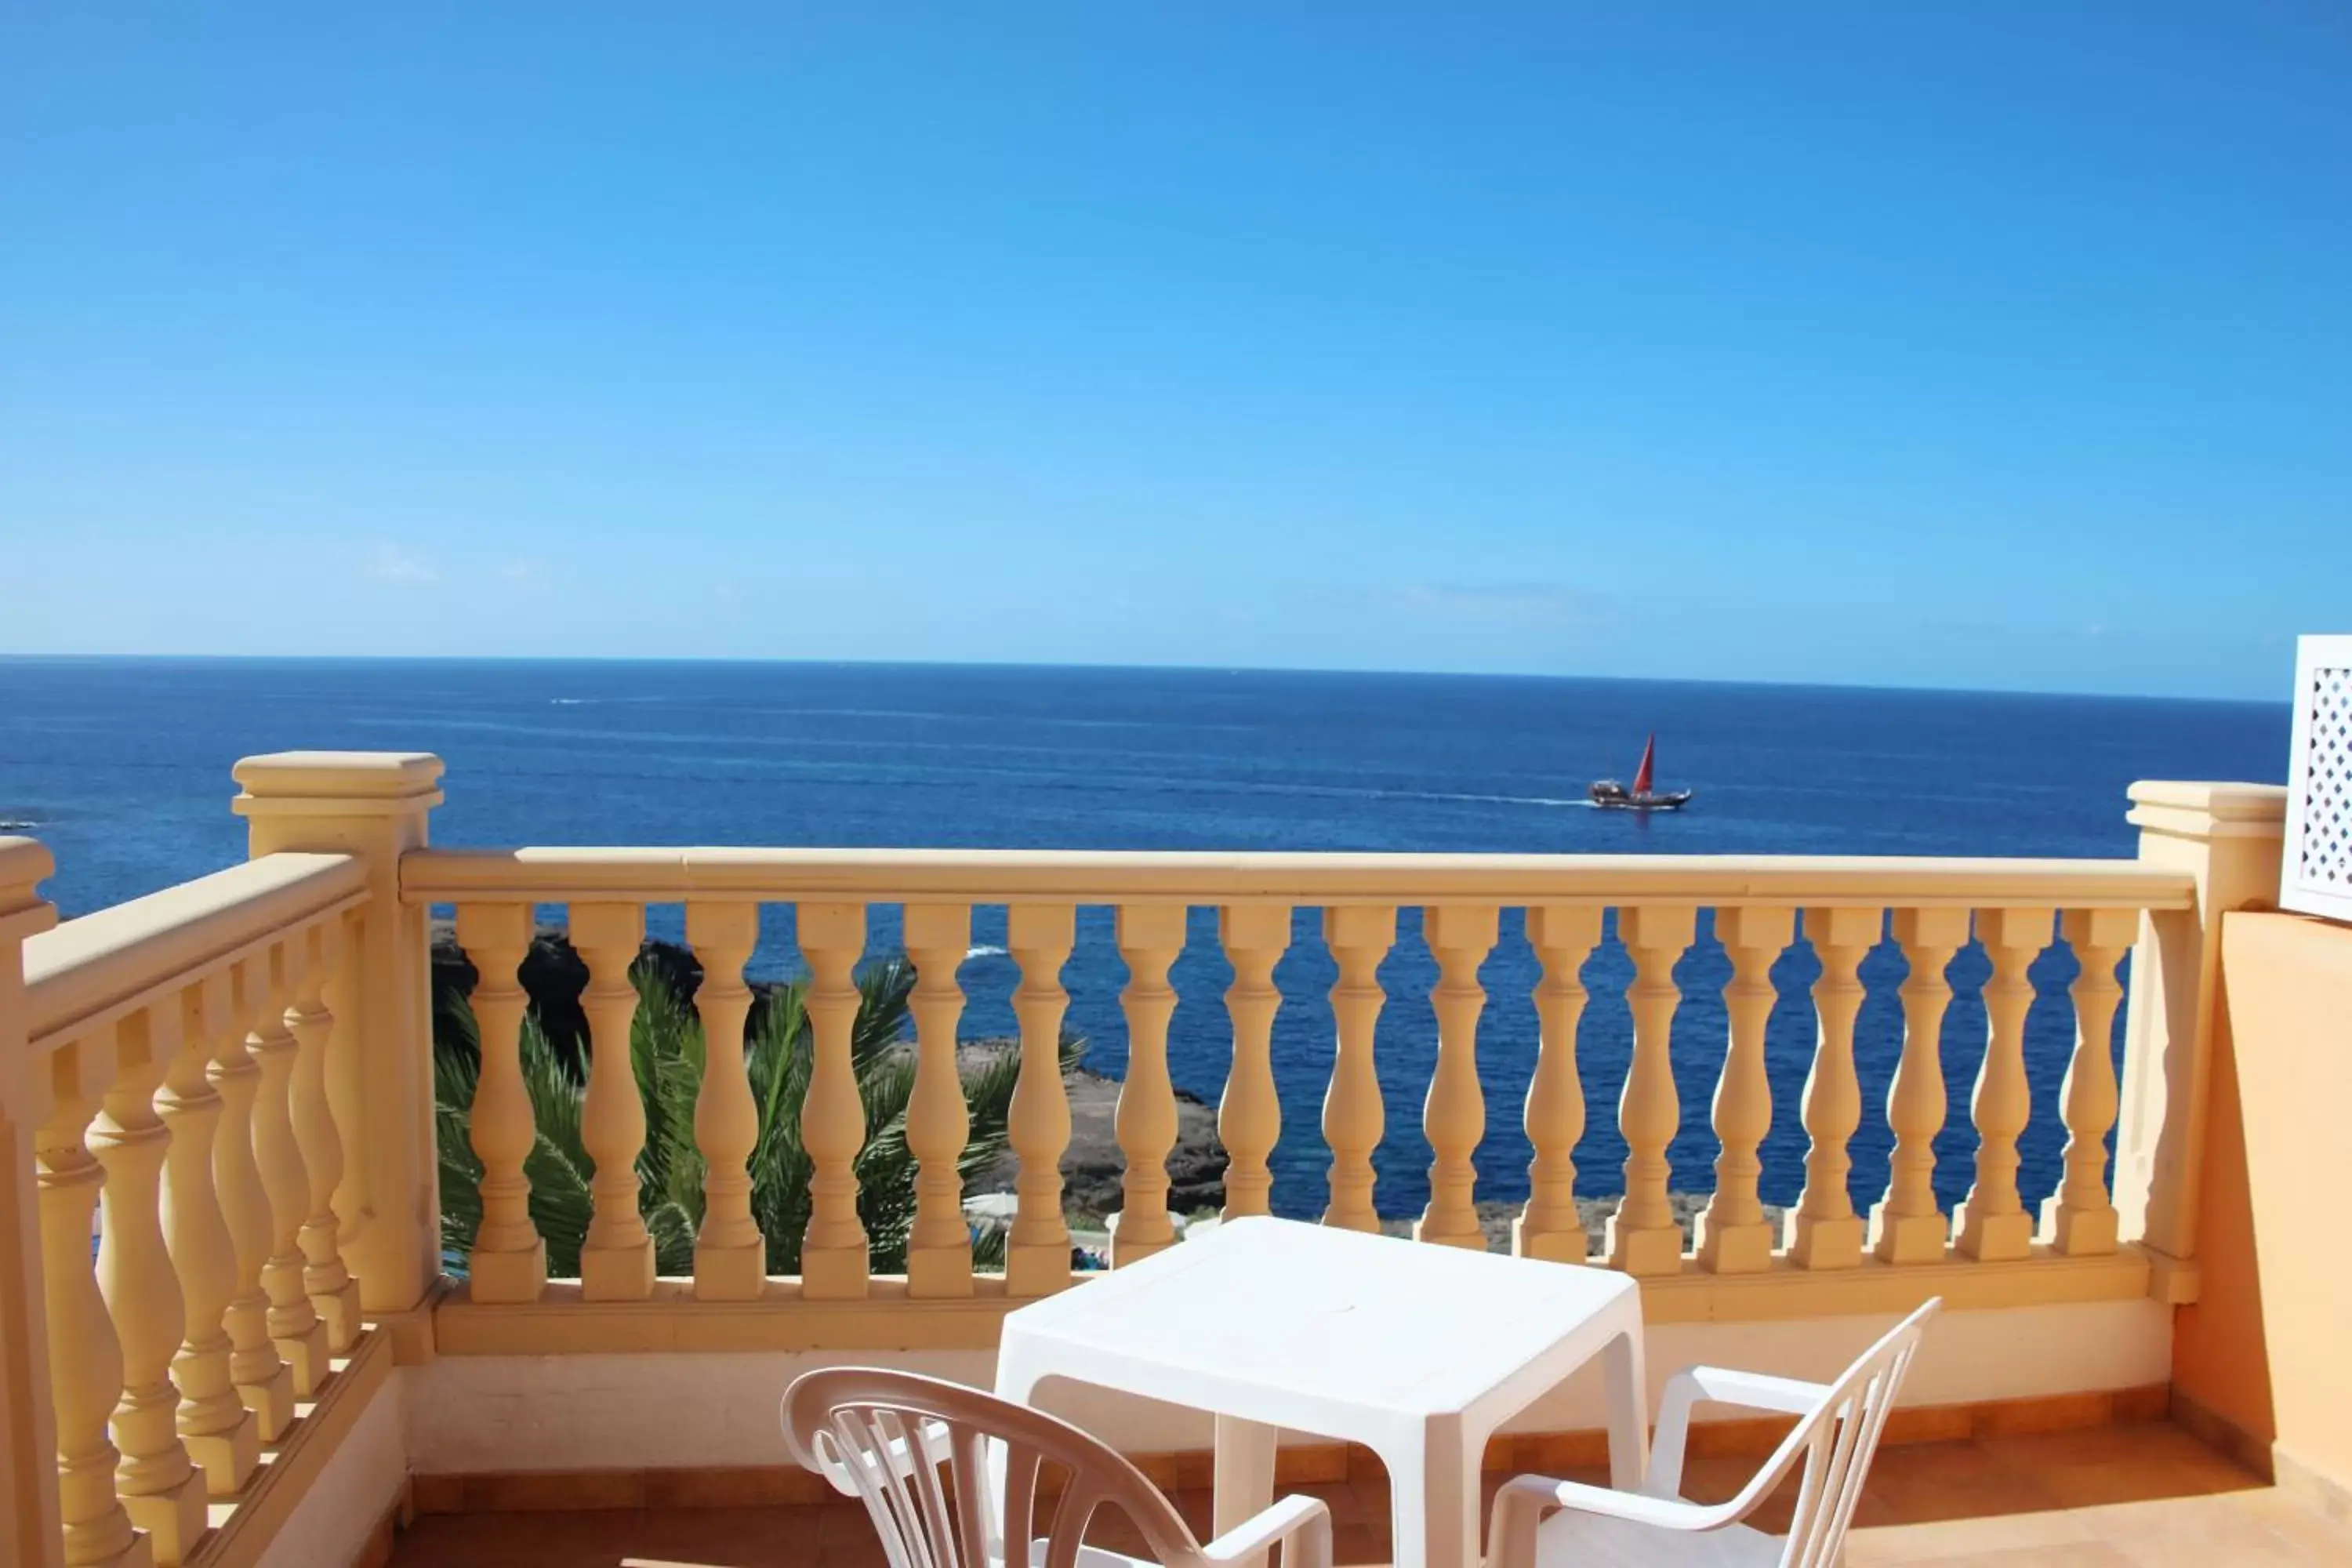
(0, 836, 58, 941)
(2126, 781, 2285, 842)
(234, 752, 446, 819)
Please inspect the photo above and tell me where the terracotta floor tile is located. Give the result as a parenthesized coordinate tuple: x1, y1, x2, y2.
(388, 1422, 2352, 1568)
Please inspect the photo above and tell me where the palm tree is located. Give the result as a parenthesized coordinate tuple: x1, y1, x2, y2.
(434, 956, 1075, 1276)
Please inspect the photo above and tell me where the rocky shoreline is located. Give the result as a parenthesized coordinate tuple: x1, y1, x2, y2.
(956, 1040, 1781, 1253)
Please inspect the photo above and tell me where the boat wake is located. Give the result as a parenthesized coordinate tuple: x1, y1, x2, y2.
(964, 943, 1008, 960)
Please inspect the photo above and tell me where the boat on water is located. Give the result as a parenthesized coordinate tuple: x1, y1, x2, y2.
(1589, 733, 1693, 811)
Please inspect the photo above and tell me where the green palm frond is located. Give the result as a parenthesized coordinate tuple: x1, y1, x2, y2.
(434, 947, 1066, 1284)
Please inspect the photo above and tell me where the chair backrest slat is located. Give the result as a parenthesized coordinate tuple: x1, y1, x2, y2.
(784, 1367, 1210, 1568)
(1773, 1301, 1937, 1568)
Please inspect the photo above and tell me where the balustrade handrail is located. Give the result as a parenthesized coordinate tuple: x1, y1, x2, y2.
(23, 851, 368, 1052)
(401, 846, 2196, 909)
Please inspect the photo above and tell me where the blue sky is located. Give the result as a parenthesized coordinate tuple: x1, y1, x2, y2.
(2, 5, 2344, 699)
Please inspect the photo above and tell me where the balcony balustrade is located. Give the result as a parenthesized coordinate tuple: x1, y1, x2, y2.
(0, 754, 2305, 1567)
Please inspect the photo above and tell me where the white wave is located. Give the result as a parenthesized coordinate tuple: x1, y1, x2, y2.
(1419, 789, 1595, 809)
(964, 944, 1008, 960)
(550, 698, 590, 706)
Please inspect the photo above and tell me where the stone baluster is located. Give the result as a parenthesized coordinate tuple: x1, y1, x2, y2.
(1007, 904, 1076, 1295)
(573, 903, 654, 1302)
(1515, 906, 1601, 1262)
(1956, 907, 2052, 1261)
(91, 1012, 206, 1564)
(687, 902, 764, 1301)
(1417, 904, 1497, 1249)
(287, 920, 361, 1347)
(1321, 906, 1396, 1235)
(212, 962, 292, 1439)
(1871, 909, 1966, 1264)
(1112, 905, 1185, 1265)
(797, 902, 869, 1299)
(159, 981, 257, 1496)
(1218, 904, 1290, 1222)
(246, 945, 328, 1396)
(452, 904, 544, 1305)
(1784, 907, 1880, 1269)
(40, 1036, 147, 1567)
(1608, 906, 1695, 1276)
(2044, 908, 2136, 1255)
(1697, 907, 1794, 1273)
(902, 904, 975, 1298)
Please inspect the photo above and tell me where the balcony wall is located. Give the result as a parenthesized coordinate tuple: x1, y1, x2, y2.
(2175, 909, 2352, 1518)
(0, 755, 2302, 1567)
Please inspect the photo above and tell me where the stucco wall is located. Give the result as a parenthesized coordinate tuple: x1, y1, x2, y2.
(401, 1298, 2169, 1475)
(2175, 911, 2352, 1496)
(255, 1374, 407, 1568)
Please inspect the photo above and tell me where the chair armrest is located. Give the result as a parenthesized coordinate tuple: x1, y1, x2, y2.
(1202, 1494, 1332, 1568)
(1648, 1365, 1833, 1496)
(1486, 1473, 1745, 1568)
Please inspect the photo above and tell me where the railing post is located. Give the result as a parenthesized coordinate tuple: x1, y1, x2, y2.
(231, 753, 445, 1321)
(2114, 782, 2287, 1303)
(1, 837, 64, 1568)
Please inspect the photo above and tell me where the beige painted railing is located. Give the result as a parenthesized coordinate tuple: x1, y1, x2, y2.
(402, 846, 2201, 1316)
(0, 756, 2288, 1568)
(390, 808, 2277, 1354)
(2, 844, 379, 1568)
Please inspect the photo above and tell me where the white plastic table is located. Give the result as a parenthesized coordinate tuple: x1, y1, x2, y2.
(995, 1217, 1647, 1568)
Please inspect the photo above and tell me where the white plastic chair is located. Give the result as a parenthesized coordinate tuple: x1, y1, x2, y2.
(782, 1367, 1333, 1568)
(1486, 1298, 1941, 1568)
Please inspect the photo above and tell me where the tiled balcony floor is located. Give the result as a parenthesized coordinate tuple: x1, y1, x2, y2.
(385, 1421, 2352, 1568)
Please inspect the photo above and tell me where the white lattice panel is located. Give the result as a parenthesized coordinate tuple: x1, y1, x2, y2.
(2284, 634, 2352, 922)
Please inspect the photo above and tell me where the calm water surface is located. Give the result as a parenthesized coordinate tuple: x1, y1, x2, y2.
(0, 657, 2290, 1220)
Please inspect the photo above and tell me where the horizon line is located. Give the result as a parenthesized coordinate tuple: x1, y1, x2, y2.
(0, 648, 2293, 709)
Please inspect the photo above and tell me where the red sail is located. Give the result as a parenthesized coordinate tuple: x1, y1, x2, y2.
(1632, 733, 1657, 797)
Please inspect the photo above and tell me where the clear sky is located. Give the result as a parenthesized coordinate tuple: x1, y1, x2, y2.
(2, 5, 2344, 699)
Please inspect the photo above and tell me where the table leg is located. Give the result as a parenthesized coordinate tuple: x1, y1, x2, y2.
(1213, 1414, 1279, 1568)
(1601, 1318, 1650, 1493)
(1380, 1430, 1479, 1568)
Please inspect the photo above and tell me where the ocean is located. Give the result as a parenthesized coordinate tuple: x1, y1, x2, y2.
(0, 656, 2291, 1221)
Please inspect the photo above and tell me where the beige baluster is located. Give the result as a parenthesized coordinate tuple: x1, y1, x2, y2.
(92, 1012, 207, 1564)
(1322, 906, 1396, 1235)
(1218, 903, 1291, 1223)
(797, 902, 869, 1299)
(1784, 907, 1880, 1270)
(212, 961, 292, 1439)
(1007, 903, 1076, 1295)
(287, 920, 361, 1348)
(901, 903, 974, 1298)
(1607, 905, 1695, 1276)
(1112, 904, 1185, 1266)
(688, 902, 765, 1301)
(1871, 909, 1967, 1264)
(158, 980, 257, 1495)
(41, 1036, 149, 1567)
(1956, 907, 2052, 1261)
(246, 945, 328, 1396)
(1417, 904, 1497, 1250)
(1697, 907, 1794, 1274)
(574, 903, 654, 1301)
(1516, 906, 1600, 1262)
(452, 904, 545, 1305)
(2043, 908, 2136, 1255)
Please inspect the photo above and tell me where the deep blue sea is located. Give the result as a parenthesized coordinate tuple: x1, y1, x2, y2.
(0, 657, 2292, 1221)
